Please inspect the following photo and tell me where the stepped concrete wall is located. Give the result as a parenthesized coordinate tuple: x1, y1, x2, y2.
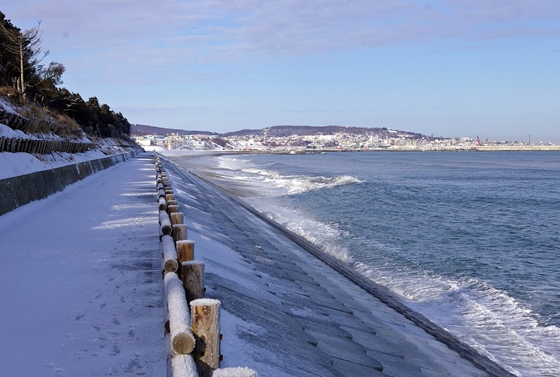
(0, 151, 135, 216)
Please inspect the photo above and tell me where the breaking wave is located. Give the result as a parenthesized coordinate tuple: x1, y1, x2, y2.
(353, 250, 560, 377)
(242, 167, 361, 195)
(216, 155, 361, 197)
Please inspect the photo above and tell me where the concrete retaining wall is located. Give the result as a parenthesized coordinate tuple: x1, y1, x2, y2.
(0, 151, 135, 216)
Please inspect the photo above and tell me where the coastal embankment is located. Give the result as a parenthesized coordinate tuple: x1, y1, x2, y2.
(160, 153, 517, 377)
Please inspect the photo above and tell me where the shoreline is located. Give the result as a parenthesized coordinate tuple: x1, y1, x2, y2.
(163, 153, 516, 376)
(191, 169, 515, 377)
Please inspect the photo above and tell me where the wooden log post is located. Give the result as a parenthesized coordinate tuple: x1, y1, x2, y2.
(166, 193, 175, 202)
(181, 261, 204, 304)
(161, 235, 179, 274)
(170, 212, 184, 226)
(159, 210, 172, 236)
(213, 367, 258, 377)
(173, 224, 188, 243)
(191, 298, 221, 377)
(176, 239, 194, 285)
(167, 199, 178, 207)
(164, 273, 196, 355)
(167, 205, 180, 217)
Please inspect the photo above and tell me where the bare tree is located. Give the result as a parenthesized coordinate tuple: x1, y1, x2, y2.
(0, 20, 49, 100)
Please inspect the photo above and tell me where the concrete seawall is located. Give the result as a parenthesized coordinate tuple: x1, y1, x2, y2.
(0, 151, 135, 216)
(160, 155, 516, 377)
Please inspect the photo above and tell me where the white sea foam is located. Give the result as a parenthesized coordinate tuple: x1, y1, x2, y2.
(215, 155, 362, 197)
(242, 167, 361, 195)
(354, 260, 560, 377)
(217, 156, 252, 171)
(248, 199, 352, 263)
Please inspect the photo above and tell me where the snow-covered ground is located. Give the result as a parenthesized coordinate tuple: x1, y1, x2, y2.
(1, 97, 138, 181)
(0, 153, 165, 376)
(0, 123, 137, 180)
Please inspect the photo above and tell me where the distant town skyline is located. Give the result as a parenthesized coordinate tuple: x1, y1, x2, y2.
(3, 1, 559, 142)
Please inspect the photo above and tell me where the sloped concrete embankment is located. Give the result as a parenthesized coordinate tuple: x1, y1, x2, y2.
(0, 152, 135, 216)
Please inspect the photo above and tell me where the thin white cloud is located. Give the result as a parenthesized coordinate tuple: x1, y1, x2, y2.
(3, 0, 559, 85)
(7, 0, 560, 55)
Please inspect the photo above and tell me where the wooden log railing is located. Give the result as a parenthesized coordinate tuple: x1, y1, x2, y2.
(154, 153, 257, 377)
(165, 272, 196, 355)
(0, 136, 95, 154)
(162, 235, 179, 273)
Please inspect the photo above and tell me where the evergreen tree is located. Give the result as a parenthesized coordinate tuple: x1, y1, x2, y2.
(0, 11, 132, 138)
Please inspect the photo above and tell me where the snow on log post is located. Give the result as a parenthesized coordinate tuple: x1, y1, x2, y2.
(160, 210, 173, 235)
(176, 240, 195, 266)
(181, 261, 204, 304)
(158, 196, 168, 211)
(213, 367, 257, 377)
(162, 235, 179, 274)
(164, 272, 197, 356)
(172, 354, 198, 377)
(168, 205, 180, 216)
(170, 212, 184, 226)
(163, 289, 171, 335)
(173, 224, 188, 243)
(191, 298, 221, 377)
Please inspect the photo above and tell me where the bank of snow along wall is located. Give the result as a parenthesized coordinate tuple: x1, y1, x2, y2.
(0, 152, 135, 216)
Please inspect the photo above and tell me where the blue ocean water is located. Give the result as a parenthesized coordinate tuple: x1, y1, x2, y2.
(181, 151, 560, 377)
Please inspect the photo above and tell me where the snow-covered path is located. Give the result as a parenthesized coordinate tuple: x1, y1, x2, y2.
(0, 153, 165, 376)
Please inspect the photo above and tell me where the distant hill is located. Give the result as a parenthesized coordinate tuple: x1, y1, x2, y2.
(131, 124, 217, 136)
(222, 125, 428, 139)
(132, 124, 430, 140)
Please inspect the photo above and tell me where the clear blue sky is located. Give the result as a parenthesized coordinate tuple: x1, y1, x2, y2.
(2, 1, 559, 142)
